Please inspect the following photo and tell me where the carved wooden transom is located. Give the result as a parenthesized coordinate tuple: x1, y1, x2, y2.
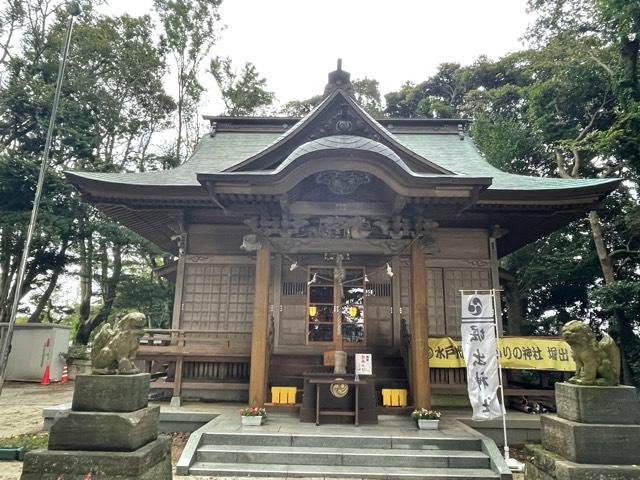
(245, 213, 437, 241)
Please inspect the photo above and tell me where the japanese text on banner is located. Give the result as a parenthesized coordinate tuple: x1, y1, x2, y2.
(461, 293, 502, 421)
(426, 337, 575, 371)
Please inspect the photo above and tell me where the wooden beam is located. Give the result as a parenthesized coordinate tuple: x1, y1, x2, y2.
(248, 242, 271, 406)
(409, 241, 431, 409)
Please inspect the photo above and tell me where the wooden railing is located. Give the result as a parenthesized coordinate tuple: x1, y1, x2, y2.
(139, 328, 252, 355)
(137, 328, 253, 402)
(138, 321, 275, 403)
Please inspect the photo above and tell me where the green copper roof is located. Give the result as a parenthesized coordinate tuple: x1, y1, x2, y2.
(69, 132, 279, 186)
(394, 134, 618, 191)
(69, 130, 617, 192)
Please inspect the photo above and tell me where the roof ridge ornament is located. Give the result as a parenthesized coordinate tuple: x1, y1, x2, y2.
(323, 58, 354, 98)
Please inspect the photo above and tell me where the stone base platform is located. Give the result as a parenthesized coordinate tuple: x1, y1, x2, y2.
(72, 373, 150, 413)
(20, 436, 171, 480)
(48, 406, 160, 451)
(525, 444, 640, 480)
(541, 414, 640, 464)
(555, 383, 640, 424)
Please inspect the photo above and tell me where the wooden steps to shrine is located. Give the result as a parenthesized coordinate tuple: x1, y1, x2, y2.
(187, 432, 507, 479)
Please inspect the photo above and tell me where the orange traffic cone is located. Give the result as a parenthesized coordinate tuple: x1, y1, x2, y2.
(60, 364, 69, 383)
(40, 365, 50, 385)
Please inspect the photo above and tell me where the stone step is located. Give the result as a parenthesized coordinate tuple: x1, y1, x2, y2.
(196, 444, 491, 469)
(200, 432, 482, 450)
(189, 461, 500, 479)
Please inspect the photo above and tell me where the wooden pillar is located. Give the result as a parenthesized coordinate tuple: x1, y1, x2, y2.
(249, 243, 271, 407)
(171, 251, 186, 331)
(410, 241, 431, 409)
(488, 236, 504, 334)
(170, 233, 187, 407)
(391, 255, 401, 348)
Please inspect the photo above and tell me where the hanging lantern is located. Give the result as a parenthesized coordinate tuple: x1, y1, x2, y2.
(348, 305, 359, 318)
(308, 305, 318, 317)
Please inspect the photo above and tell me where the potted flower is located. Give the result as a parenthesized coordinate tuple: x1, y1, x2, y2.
(411, 408, 441, 430)
(240, 407, 267, 426)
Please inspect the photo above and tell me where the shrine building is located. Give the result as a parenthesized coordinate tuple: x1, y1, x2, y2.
(67, 64, 619, 410)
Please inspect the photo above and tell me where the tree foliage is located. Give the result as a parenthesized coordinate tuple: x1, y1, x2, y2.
(281, 77, 383, 117)
(0, 1, 175, 343)
(153, 0, 222, 164)
(210, 56, 274, 116)
(382, 0, 640, 384)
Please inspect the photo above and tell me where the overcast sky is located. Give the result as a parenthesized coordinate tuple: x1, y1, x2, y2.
(98, 0, 533, 113)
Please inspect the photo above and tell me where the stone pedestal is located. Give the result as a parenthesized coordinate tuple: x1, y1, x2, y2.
(525, 382, 640, 480)
(555, 383, 640, 424)
(21, 374, 171, 480)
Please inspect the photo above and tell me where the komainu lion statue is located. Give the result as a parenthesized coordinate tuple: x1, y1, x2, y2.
(561, 320, 621, 386)
(91, 312, 146, 375)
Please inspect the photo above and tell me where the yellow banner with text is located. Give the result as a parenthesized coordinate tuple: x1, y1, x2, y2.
(427, 336, 576, 371)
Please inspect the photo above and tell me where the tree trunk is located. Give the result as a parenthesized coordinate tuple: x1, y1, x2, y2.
(0, 229, 17, 324)
(588, 210, 616, 284)
(500, 269, 524, 335)
(27, 241, 69, 323)
(620, 36, 639, 101)
(78, 233, 93, 324)
(587, 212, 636, 383)
(75, 243, 122, 345)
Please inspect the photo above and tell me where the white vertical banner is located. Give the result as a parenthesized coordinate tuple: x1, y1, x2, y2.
(461, 293, 503, 420)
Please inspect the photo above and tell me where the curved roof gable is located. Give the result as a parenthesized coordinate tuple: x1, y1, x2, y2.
(225, 89, 454, 175)
(197, 134, 492, 197)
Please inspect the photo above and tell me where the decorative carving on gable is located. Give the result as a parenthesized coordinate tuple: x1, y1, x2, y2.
(315, 170, 371, 195)
(310, 101, 381, 142)
(245, 213, 438, 242)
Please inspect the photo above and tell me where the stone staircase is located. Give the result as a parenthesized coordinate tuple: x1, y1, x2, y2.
(187, 431, 509, 479)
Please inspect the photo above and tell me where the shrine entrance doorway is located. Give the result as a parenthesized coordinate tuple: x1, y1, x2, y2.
(307, 266, 366, 351)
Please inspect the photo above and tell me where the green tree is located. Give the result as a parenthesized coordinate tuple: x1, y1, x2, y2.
(0, 0, 24, 68)
(523, 0, 640, 383)
(385, 63, 469, 118)
(0, 3, 175, 341)
(210, 56, 274, 116)
(280, 95, 323, 117)
(153, 0, 222, 164)
(352, 77, 382, 116)
(281, 77, 383, 117)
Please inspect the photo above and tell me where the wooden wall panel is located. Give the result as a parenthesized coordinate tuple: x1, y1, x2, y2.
(187, 225, 251, 256)
(278, 266, 307, 346)
(366, 269, 393, 349)
(426, 268, 445, 336)
(431, 229, 489, 259)
(181, 263, 255, 334)
(443, 268, 491, 336)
